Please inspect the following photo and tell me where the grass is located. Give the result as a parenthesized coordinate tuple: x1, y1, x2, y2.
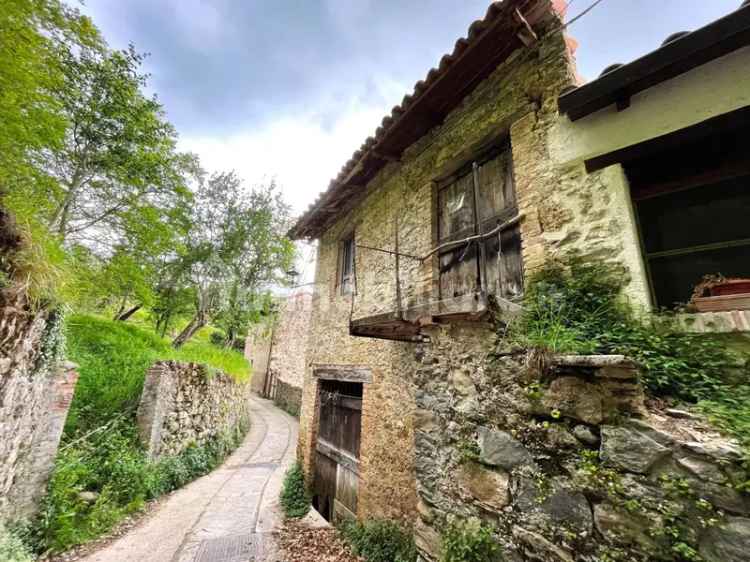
(25, 314, 252, 554)
(279, 462, 310, 519)
(441, 520, 499, 562)
(65, 314, 250, 434)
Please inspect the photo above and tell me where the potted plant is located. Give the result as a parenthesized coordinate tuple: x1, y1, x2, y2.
(690, 274, 750, 312)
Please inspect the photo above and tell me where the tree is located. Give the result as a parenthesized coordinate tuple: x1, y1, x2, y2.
(0, 0, 99, 187)
(38, 44, 195, 252)
(0, 0, 100, 304)
(171, 173, 294, 348)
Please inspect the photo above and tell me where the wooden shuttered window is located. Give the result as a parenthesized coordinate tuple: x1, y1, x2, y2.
(338, 235, 355, 295)
(437, 143, 522, 300)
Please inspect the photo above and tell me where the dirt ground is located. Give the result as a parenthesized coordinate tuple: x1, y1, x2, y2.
(274, 520, 363, 562)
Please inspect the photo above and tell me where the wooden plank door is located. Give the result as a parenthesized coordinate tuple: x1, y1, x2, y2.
(313, 381, 362, 522)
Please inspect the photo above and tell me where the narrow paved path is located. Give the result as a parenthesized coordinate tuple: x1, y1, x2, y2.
(80, 396, 297, 562)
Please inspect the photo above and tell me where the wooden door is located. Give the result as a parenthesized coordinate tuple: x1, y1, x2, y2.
(313, 380, 362, 522)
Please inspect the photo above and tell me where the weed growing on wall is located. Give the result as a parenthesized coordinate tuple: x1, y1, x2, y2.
(339, 519, 417, 562)
(279, 462, 310, 519)
(503, 257, 750, 449)
(441, 519, 500, 562)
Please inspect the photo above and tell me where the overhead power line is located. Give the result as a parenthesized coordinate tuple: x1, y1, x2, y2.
(564, 0, 608, 29)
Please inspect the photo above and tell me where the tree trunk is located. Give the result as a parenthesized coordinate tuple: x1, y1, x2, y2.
(115, 305, 141, 322)
(112, 296, 127, 321)
(171, 312, 206, 348)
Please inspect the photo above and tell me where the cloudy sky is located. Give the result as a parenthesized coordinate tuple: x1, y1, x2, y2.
(76, 0, 741, 222)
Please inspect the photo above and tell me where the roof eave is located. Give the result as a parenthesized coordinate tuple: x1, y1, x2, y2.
(289, 0, 560, 240)
(558, 4, 750, 122)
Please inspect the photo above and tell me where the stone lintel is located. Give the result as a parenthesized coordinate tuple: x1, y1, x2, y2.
(312, 364, 373, 383)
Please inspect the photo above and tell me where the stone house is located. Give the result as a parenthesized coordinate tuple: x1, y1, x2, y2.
(288, 0, 750, 559)
(245, 292, 311, 416)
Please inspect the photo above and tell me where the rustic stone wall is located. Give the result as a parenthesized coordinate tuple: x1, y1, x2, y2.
(136, 361, 251, 459)
(269, 293, 311, 390)
(0, 307, 77, 523)
(275, 379, 303, 418)
(408, 323, 750, 562)
(268, 293, 311, 415)
(298, 12, 579, 525)
(246, 324, 272, 395)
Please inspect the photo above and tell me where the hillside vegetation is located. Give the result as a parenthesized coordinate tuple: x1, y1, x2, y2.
(25, 315, 250, 553)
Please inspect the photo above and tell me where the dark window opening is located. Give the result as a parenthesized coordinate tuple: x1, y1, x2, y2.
(626, 125, 750, 309)
(339, 235, 355, 295)
(437, 141, 522, 299)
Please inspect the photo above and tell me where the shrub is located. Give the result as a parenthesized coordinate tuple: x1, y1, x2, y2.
(441, 519, 499, 562)
(505, 258, 747, 401)
(504, 257, 750, 451)
(339, 519, 417, 562)
(0, 523, 34, 562)
(279, 462, 310, 519)
(209, 330, 226, 347)
(32, 423, 247, 553)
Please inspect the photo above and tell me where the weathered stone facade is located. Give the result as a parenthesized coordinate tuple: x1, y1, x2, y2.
(268, 293, 311, 416)
(407, 325, 750, 562)
(275, 379, 303, 418)
(246, 323, 272, 395)
(295, 1, 750, 557)
(297, 6, 578, 525)
(245, 294, 310, 415)
(0, 306, 77, 523)
(136, 361, 251, 459)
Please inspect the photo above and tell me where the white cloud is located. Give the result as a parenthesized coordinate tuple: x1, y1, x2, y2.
(178, 90, 403, 215)
(179, 88, 407, 286)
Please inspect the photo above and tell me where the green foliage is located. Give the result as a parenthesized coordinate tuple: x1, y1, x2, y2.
(441, 519, 500, 562)
(210, 330, 227, 347)
(339, 519, 417, 562)
(27, 313, 251, 552)
(279, 462, 310, 519)
(65, 313, 250, 433)
(504, 258, 750, 448)
(698, 386, 750, 464)
(31, 421, 247, 553)
(0, 0, 100, 184)
(457, 440, 481, 464)
(0, 522, 34, 562)
(170, 174, 294, 348)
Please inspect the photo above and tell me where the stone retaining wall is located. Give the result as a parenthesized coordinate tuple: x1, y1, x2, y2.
(274, 379, 303, 418)
(136, 361, 251, 459)
(409, 323, 750, 562)
(0, 308, 76, 523)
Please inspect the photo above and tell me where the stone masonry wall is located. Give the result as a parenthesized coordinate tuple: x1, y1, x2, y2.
(298, 10, 576, 524)
(298, 9, 578, 523)
(0, 307, 77, 524)
(136, 361, 251, 459)
(268, 293, 311, 416)
(275, 379, 303, 418)
(408, 323, 750, 562)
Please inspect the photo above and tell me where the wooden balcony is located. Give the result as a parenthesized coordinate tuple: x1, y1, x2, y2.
(349, 292, 520, 342)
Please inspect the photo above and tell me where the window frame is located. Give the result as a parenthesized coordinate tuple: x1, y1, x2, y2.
(435, 140, 522, 300)
(338, 234, 355, 296)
